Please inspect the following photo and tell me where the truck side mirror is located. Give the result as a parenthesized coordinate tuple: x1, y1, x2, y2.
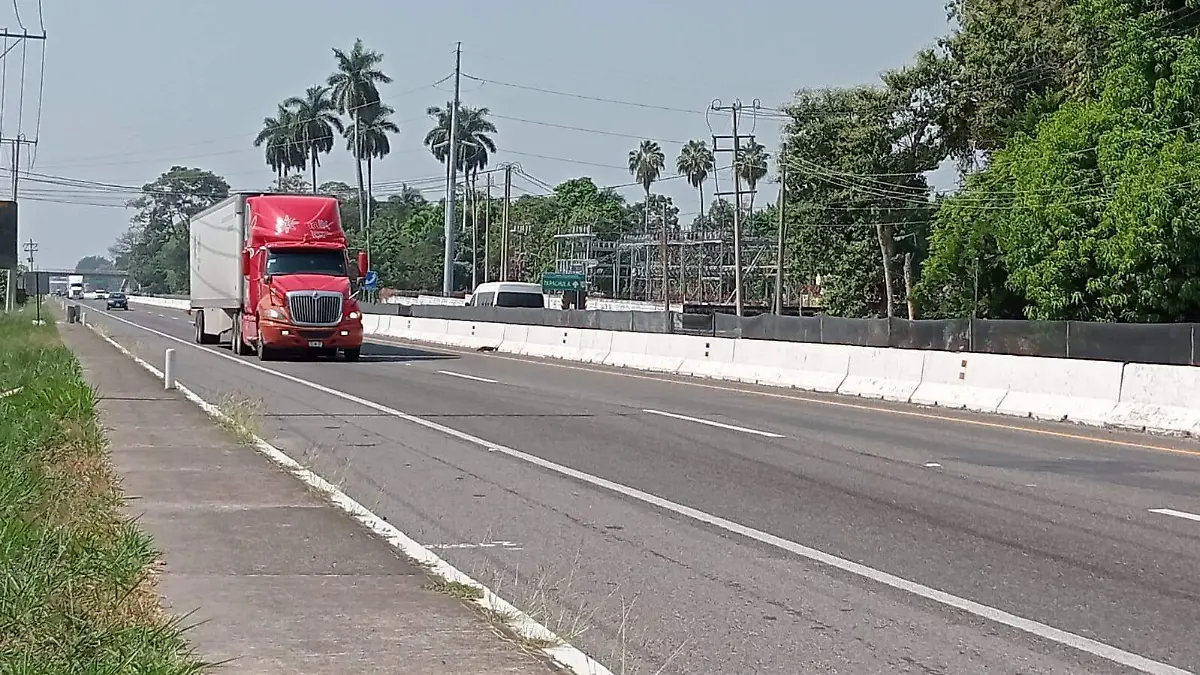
(357, 250, 369, 278)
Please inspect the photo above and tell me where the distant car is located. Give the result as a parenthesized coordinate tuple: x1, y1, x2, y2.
(106, 292, 128, 310)
(95, 290, 109, 299)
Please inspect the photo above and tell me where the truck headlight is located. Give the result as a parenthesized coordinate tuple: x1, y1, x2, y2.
(348, 311, 360, 320)
(265, 308, 284, 320)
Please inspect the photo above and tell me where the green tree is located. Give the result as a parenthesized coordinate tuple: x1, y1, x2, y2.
(921, 0, 1200, 322)
(328, 38, 392, 227)
(628, 140, 665, 233)
(74, 255, 114, 272)
(348, 103, 400, 213)
(122, 167, 230, 293)
(676, 140, 714, 222)
(253, 105, 305, 181)
(284, 85, 343, 190)
(735, 140, 769, 212)
(423, 103, 498, 173)
(273, 174, 312, 194)
(781, 84, 937, 318)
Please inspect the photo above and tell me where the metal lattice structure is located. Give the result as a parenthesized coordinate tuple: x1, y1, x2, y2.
(553, 222, 775, 304)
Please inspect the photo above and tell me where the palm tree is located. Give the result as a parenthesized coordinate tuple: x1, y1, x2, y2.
(423, 102, 498, 173)
(736, 139, 770, 212)
(628, 140, 665, 232)
(424, 103, 498, 279)
(328, 39, 392, 222)
(344, 103, 400, 226)
(284, 85, 343, 191)
(676, 140, 714, 224)
(254, 105, 305, 182)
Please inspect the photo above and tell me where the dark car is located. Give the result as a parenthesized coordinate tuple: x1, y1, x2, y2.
(106, 292, 129, 310)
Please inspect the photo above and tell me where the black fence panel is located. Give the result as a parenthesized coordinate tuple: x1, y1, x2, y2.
(820, 316, 890, 347)
(673, 312, 715, 336)
(360, 301, 403, 315)
(1067, 321, 1194, 365)
(631, 311, 672, 334)
(568, 310, 636, 331)
(972, 319, 1067, 357)
(713, 313, 743, 339)
(888, 319, 971, 351)
(742, 314, 823, 342)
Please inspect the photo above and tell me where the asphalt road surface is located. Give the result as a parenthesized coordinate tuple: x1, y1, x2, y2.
(83, 301, 1200, 675)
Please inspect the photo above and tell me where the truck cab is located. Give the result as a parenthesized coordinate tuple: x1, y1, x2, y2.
(189, 193, 367, 361)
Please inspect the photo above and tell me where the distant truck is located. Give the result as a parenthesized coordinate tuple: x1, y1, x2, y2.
(189, 193, 367, 361)
(68, 274, 84, 299)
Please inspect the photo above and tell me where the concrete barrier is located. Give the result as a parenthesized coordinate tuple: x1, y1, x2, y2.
(910, 352, 1010, 413)
(1107, 363, 1200, 434)
(838, 347, 927, 402)
(121, 295, 1200, 438)
(728, 340, 849, 392)
(993, 356, 1122, 425)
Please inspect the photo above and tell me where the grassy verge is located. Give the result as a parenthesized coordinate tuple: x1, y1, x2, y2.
(0, 308, 205, 674)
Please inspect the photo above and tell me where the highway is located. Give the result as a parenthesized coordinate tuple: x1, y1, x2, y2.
(84, 301, 1200, 675)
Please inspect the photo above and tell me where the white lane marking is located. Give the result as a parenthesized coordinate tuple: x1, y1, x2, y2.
(436, 370, 499, 384)
(924, 462, 942, 468)
(643, 408, 784, 438)
(85, 319, 612, 675)
(1149, 508, 1200, 523)
(87, 307, 1190, 675)
(427, 541, 523, 551)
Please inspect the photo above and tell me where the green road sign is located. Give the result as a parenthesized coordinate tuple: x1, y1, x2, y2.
(542, 272, 586, 292)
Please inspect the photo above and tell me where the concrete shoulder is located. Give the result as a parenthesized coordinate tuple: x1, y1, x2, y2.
(61, 323, 557, 675)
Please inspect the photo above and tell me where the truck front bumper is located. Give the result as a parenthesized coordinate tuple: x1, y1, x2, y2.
(259, 319, 363, 350)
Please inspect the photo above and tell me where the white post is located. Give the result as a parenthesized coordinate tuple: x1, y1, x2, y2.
(163, 348, 176, 390)
(80, 309, 86, 325)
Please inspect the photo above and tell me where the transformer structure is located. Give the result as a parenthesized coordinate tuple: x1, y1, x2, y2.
(553, 220, 776, 306)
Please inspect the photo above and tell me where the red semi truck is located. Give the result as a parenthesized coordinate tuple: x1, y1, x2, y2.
(189, 192, 367, 361)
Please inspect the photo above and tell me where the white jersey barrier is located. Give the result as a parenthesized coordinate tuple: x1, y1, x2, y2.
(128, 296, 1198, 436)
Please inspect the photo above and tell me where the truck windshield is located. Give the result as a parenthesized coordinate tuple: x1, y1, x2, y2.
(266, 250, 347, 277)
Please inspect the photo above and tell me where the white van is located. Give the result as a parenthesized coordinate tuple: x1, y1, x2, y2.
(468, 282, 546, 308)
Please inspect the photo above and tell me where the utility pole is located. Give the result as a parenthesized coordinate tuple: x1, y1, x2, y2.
(441, 41, 462, 296)
(661, 201, 669, 312)
(501, 164, 512, 281)
(774, 154, 786, 314)
(3, 135, 35, 199)
(464, 181, 474, 289)
(484, 172, 492, 283)
(22, 238, 38, 322)
(711, 99, 759, 317)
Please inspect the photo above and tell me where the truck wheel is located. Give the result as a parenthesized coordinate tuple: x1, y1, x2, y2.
(343, 347, 361, 362)
(231, 320, 251, 356)
(195, 312, 218, 345)
(256, 336, 275, 361)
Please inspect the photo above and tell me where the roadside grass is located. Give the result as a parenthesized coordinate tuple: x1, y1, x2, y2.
(0, 308, 207, 674)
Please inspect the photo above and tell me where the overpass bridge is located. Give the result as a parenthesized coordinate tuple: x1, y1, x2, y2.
(24, 269, 133, 293)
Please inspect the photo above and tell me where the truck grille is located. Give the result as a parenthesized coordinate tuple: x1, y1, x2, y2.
(286, 291, 343, 326)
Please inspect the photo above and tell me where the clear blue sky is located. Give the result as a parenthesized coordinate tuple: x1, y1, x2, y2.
(6, 0, 948, 270)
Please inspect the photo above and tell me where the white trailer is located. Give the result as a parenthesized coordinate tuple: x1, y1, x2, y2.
(189, 195, 245, 344)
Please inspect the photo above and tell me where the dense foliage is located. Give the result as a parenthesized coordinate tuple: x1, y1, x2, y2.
(108, 5, 1200, 322)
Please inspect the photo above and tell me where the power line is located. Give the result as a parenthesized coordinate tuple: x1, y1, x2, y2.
(462, 73, 712, 116)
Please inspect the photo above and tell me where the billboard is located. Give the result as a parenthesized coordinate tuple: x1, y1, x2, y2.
(0, 200, 15, 269)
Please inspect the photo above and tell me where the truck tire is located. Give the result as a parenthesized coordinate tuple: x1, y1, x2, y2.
(231, 319, 252, 356)
(256, 334, 275, 361)
(195, 312, 217, 345)
(343, 347, 361, 362)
